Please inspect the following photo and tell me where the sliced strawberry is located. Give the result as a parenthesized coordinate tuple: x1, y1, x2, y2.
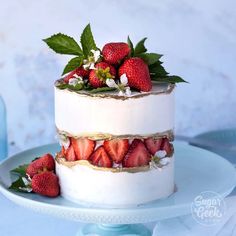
(144, 138, 163, 155)
(103, 139, 129, 163)
(65, 144, 77, 161)
(123, 139, 151, 168)
(161, 138, 173, 156)
(71, 138, 95, 160)
(90, 146, 112, 168)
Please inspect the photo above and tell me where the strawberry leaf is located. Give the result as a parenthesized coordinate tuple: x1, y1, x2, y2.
(62, 56, 84, 75)
(149, 62, 169, 77)
(10, 164, 28, 177)
(9, 177, 32, 193)
(56, 82, 84, 91)
(138, 53, 162, 65)
(43, 33, 83, 56)
(134, 37, 147, 55)
(151, 75, 187, 84)
(127, 36, 134, 57)
(80, 24, 97, 58)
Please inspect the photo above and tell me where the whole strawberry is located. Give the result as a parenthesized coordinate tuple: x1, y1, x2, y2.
(102, 42, 130, 65)
(89, 62, 116, 88)
(31, 172, 60, 197)
(26, 154, 55, 178)
(63, 67, 89, 83)
(119, 57, 152, 92)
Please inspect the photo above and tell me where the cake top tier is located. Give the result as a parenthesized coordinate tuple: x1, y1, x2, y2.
(44, 24, 186, 96)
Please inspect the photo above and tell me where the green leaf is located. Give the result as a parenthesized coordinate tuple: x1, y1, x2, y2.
(56, 82, 84, 91)
(80, 24, 97, 58)
(43, 33, 83, 56)
(134, 37, 147, 55)
(138, 53, 162, 65)
(10, 164, 28, 177)
(151, 75, 187, 84)
(127, 36, 134, 57)
(149, 62, 169, 77)
(62, 56, 84, 75)
(89, 87, 117, 94)
(9, 177, 31, 193)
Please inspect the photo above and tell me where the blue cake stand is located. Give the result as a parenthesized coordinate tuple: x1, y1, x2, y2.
(0, 141, 235, 236)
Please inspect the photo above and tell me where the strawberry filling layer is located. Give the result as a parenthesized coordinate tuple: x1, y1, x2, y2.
(58, 136, 173, 169)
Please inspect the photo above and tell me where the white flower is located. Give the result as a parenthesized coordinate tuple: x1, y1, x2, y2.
(68, 75, 83, 86)
(125, 87, 131, 96)
(159, 157, 171, 166)
(83, 49, 101, 70)
(106, 78, 118, 88)
(57, 133, 70, 149)
(155, 150, 167, 158)
(120, 73, 128, 86)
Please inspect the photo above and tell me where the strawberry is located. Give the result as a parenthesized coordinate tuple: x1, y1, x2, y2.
(31, 172, 60, 197)
(89, 62, 116, 88)
(71, 137, 95, 160)
(123, 139, 151, 168)
(26, 153, 55, 178)
(103, 139, 129, 163)
(102, 42, 130, 65)
(144, 138, 163, 155)
(63, 67, 89, 83)
(119, 57, 152, 92)
(64, 144, 77, 161)
(90, 146, 112, 168)
(161, 138, 172, 156)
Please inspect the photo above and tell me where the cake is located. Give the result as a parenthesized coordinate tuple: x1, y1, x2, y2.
(44, 24, 185, 207)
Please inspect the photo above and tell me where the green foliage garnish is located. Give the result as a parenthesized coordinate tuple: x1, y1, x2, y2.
(62, 57, 84, 75)
(80, 24, 97, 57)
(10, 164, 28, 177)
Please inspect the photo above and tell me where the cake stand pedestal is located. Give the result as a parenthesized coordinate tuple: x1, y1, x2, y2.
(0, 142, 235, 236)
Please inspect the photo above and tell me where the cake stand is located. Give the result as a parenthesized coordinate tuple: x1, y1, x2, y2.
(0, 141, 235, 236)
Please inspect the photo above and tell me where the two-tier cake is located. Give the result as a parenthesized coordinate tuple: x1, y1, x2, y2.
(44, 24, 185, 206)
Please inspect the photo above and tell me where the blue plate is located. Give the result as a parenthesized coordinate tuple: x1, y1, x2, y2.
(0, 141, 235, 226)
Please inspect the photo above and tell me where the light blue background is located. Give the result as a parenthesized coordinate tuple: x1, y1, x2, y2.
(0, 0, 236, 155)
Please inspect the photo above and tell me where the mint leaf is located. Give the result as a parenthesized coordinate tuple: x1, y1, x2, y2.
(151, 75, 187, 84)
(89, 87, 117, 94)
(9, 177, 31, 193)
(138, 53, 162, 65)
(43, 33, 83, 56)
(134, 38, 147, 55)
(127, 36, 134, 57)
(62, 56, 84, 75)
(80, 24, 97, 58)
(10, 164, 28, 177)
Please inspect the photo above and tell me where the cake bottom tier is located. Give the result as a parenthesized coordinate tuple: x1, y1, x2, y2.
(56, 157, 174, 207)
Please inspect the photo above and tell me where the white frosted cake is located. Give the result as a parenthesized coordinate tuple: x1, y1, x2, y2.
(43, 24, 185, 207)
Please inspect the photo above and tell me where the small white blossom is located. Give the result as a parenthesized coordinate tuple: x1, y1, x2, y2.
(83, 49, 101, 70)
(57, 133, 70, 149)
(118, 90, 124, 96)
(120, 73, 128, 86)
(159, 157, 171, 166)
(125, 87, 131, 96)
(155, 150, 167, 158)
(106, 79, 118, 88)
(68, 75, 83, 86)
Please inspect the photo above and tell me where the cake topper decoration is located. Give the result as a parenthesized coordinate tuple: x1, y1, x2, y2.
(44, 23, 186, 95)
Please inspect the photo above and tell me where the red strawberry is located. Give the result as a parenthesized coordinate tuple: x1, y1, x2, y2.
(102, 42, 130, 65)
(119, 57, 152, 92)
(161, 138, 172, 156)
(89, 62, 116, 88)
(123, 139, 151, 168)
(26, 153, 55, 178)
(144, 138, 163, 155)
(31, 172, 60, 197)
(103, 139, 129, 163)
(63, 67, 89, 83)
(71, 137, 95, 160)
(64, 144, 77, 161)
(90, 146, 112, 168)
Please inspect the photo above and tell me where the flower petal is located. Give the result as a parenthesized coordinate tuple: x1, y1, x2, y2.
(106, 79, 118, 88)
(120, 73, 128, 85)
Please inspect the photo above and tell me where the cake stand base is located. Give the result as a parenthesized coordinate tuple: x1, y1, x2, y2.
(77, 223, 151, 236)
